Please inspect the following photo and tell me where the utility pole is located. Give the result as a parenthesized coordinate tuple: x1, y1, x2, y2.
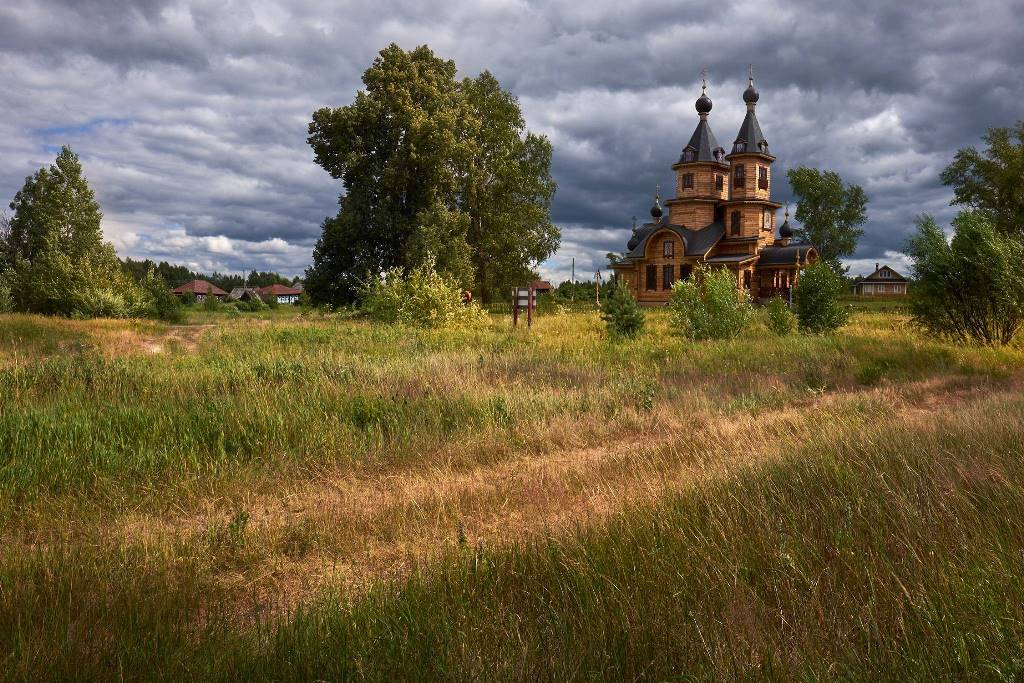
(595, 270, 602, 306)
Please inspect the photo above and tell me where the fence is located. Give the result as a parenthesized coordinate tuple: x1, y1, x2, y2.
(482, 300, 600, 315)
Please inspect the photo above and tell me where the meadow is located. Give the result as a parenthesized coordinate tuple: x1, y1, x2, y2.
(2, 302, 1023, 680)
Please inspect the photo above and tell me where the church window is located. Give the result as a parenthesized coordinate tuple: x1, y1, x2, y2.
(663, 240, 674, 258)
(663, 265, 674, 290)
(715, 174, 724, 191)
(683, 147, 696, 162)
(758, 166, 768, 190)
(679, 265, 693, 281)
(734, 164, 745, 188)
(646, 265, 656, 291)
(682, 173, 693, 189)
(730, 211, 741, 236)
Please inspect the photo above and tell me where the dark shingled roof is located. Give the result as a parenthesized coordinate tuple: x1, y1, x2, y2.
(730, 109, 769, 156)
(678, 117, 726, 164)
(622, 217, 724, 261)
(860, 266, 907, 282)
(705, 253, 758, 264)
(757, 244, 815, 266)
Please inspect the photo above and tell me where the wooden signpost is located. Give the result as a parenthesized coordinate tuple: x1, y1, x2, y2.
(512, 286, 535, 328)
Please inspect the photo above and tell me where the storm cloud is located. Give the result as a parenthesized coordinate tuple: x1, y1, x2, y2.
(1, 0, 1021, 280)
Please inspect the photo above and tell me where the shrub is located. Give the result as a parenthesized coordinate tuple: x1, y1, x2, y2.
(0, 270, 12, 313)
(600, 282, 645, 338)
(360, 256, 486, 328)
(906, 211, 1024, 345)
(140, 269, 184, 323)
(180, 291, 197, 306)
(668, 266, 752, 340)
(203, 288, 220, 311)
(792, 260, 849, 333)
(765, 295, 796, 336)
(262, 294, 280, 309)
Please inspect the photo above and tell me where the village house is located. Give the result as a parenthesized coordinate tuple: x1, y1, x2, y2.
(172, 279, 227, 302)
(227, 287, 263, 302)
(855, 264, 908, 296)
(258, 283, 302, 304)
(612, 70, 818, 303)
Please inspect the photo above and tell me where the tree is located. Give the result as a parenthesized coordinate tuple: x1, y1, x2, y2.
(940, 122, 1024, 239)
(764, 296, 796, 336)
(600, 281, 645, 338)
(305, 44, 558, 305)
(3, 147, 147, 317)
(792, 261, 849, 333)
(787, 167, 868, 272)
(905, 211, 1024, 345)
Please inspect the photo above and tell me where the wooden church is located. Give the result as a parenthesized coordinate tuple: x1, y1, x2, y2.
(612, 70, 817, 304)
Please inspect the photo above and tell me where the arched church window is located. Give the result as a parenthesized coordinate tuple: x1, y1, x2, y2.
(758, 166, 768, 190)
(732, 139, 747, 154)
(715, 174, 724, 191)
(682, 173, 693, 189)
(730, 211, 741, 236)
(734, 164, 745, 189)
(664, 240, 674, 258)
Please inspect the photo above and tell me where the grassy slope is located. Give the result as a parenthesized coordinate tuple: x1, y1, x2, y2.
(1, 308, 1023, 680)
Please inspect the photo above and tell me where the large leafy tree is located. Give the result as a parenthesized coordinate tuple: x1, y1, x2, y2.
(305, 44, 558, 304)
(787, 167, 868, 273)
(940, 122, 1024, 239)
(3, 147, 146, 317)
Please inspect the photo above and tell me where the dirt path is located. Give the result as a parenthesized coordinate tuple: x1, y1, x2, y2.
(111, 374, 1005, 615)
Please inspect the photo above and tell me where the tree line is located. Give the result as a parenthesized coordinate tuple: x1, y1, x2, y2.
(120, 258, 297, 292)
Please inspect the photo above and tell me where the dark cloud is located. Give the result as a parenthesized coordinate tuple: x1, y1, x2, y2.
(1, 0, 1021, 279)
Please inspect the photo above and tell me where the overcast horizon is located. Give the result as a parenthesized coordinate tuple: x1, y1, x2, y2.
(2, 0, 1022, 282)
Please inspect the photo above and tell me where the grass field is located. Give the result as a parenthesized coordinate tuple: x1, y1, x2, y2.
(2, 305, 1023, 680)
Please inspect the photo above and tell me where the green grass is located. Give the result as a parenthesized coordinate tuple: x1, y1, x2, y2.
(0, 308, 1022, 680)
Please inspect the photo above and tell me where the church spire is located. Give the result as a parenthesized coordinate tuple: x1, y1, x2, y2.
(730, 65, 769, 156)
(678, 72, 726, 165)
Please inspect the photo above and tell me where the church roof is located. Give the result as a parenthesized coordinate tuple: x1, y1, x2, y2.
(678, 118, 726, 164)
(623, 217, 724, 261)
(730, 109, 769, 156)
(757, 243, 815, 266)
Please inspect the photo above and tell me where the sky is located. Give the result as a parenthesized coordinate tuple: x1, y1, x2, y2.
(1, 0, 1022, 282)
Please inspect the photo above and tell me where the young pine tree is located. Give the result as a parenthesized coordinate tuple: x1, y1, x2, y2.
(600, 281, 645, 338)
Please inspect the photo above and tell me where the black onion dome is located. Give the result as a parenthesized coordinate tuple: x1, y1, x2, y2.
(696, 92, 712, 114)
(650, 201, 663, 220)
(779, 211, 793, 238)
(627, 228, 641, 251)
(743, 83, 759, 104)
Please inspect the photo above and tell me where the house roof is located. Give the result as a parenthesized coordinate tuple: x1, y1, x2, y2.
(258, 283, 302, 296)
(623, 217, 725, 261)
(757, 244, 816, 266)
(705, 253, 758, 264)
(859, 265, 907, 283)
(173, 280, 227, 296)
(228, 287, 262, 300)
(531, 280, 553, 290)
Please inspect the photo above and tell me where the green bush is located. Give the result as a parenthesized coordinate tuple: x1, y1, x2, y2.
(262, 294, 280, 309)
(140, 269, 184, 323)
(600, 282, 645, 338)
(793, 261, 849, 333)
(360, 256, 486, 328)
(180, 291, 197, 306)
(202, 288, 220, 311)
(765, 295, 796, 336)
(906, 211, 1024, 345)
(668, 266, 752, 340)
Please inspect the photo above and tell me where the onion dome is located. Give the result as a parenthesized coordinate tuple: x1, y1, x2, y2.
(743, 64, 759, 104)
(779, 207, 793, 238)
(650, 191, 663, 220)
(695, 81, 712, 114)
(627, 216, 640, 250)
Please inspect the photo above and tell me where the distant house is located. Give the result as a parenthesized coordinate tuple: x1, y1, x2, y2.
(855, 263, 908, 296)
(172, 280, 227, 301)
(228, 287, 262, 302)
(258, 283, 302, 304)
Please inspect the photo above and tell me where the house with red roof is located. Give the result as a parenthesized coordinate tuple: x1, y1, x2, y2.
(172, 279, 227, 302)
(258, 283, 302, 304)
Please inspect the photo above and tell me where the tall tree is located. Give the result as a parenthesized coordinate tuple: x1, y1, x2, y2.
(940, 122, 1024, 239)
(3, 147, 145, 317)
(787, 167, 868, 272)
(305, 44, 558, 305)
(460, 72, 558, 302)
